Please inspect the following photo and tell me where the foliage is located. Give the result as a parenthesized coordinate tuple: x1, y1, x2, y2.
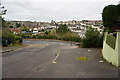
(102, 4, 119, 31)
(9, 26, 13, 28)
(44, 31, 49, 35)
(82, 20, 88, 22)
(17, 33, 32, 38)
(2, 28, 22, 45)
(62, 34, 81, 42)
(57, 24, 70, 33)
(22, 27, 29, 32)
(28, 32, 81, 42)
(81, 27, 103, 48)
(35, 34, 56, 39)
(16, 23, 21, 28)
(0, 2, 7, 15)
(42, 29, 45, 32)
(1, 2, 23, 46)
(106, 33, 116, 49)
(117, 4, 120, 17)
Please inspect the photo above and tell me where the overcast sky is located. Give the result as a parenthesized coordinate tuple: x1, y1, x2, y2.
(1, 0, 120, 22)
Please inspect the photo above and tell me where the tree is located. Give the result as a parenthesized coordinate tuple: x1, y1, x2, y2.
(57, 24, 70, 33)
(117, 4, 120, 17)
(22, 27, 29, 32)
(16, 23, 21, 28)
(0, 2, 7, 16)
(1, 2, 23, 46)
(2, 28, 15, 44)
(81, 27, 103, 48)
(44, 31, 49, 35)
(102, 5, 118, 31)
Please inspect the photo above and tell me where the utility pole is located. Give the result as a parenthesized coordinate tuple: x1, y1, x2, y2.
(55, 23, 58, 40)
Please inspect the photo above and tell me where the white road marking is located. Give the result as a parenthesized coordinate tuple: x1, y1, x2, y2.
(52, 48, 60, 64)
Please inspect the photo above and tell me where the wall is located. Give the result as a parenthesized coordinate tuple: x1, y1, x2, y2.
(102, 32, 120, 67)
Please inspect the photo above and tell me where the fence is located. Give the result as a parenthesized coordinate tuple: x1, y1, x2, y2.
(102, 32, 120, 67)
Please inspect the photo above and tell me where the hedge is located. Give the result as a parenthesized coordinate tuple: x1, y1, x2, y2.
(106, 33, 116, 49)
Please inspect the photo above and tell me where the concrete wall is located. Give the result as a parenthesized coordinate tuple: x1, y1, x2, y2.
(118, 32, 120, 66)
(102, 32, 120, 67)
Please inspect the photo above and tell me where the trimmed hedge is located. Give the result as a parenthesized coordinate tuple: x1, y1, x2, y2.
(106, 33, 116, 49)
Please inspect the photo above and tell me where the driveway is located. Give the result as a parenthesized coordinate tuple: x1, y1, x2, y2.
(2, 39, 119, 78)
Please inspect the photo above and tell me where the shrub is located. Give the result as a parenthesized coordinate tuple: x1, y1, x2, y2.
(31, 35, 36, 39)
(61, 34, 81, 42)
(57, 24, 70, 33)
(2, 29, 23, 45)
(36, 34, 43, 39)
(42, 29, 45, 32)
(17, 33, 27, 38)
(2, 28, 15, 44)
(106, 33, 116, 49)
(44, 31, 49, 35)
(47, 35, 56, 39)
(81, 27, 103, 48)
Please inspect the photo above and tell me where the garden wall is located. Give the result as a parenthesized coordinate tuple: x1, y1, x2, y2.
(102, 32, 120, 67)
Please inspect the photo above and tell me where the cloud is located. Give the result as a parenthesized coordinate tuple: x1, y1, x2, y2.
(1, 0, 120, 21)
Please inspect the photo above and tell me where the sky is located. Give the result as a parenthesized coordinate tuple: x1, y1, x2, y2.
(1, 0, 120, 22)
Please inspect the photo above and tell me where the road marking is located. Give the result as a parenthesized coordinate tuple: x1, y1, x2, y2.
(52, 48, 60, 64)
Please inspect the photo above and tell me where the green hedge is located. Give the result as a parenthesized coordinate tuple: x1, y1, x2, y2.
(2, 29, 23, 45)
(106, 33, 116, 49)
(81, 28, 103, 48)
(62, 35, 81, 42)
(30, 34, 81, 42)
(35, 34, 57, 39)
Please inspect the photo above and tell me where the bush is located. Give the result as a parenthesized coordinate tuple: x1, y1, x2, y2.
(36, 34, 42, 39)
(14, 36, 22, 44)
(42, 29, 45, 32)
(2, 28, 23, 45)
(31, 35, 36, 39)
(22, 27, 29, 32)
(61, 34, 81, 42)
(44, 31, 49, 35)
(102, 4, 120, 31)
(57, 24, 70, 33)
(81, 28, 103, 48)
(17, 33, 27, 38)
(2, 28, 15, 44)
(47, 35, 56, 39)
(106, 33, 116, 49)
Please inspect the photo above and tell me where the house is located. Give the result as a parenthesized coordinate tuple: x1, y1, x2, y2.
(91, 24, 103, 32)
(78, 31, 86, 38)
(33, 27, 38, 34)
(80, 25, 87, 31)
(10, 29, 20, 34)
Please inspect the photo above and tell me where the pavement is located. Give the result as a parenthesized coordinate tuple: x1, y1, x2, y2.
(2, 39, 119, 78)
(2, 45, 28, 53)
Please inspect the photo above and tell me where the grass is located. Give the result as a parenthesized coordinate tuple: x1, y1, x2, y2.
(7, 43, 23, 47)
(77, 57, 88, 61)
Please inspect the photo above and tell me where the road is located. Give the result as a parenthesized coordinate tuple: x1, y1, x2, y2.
(2, 39, 119, 78)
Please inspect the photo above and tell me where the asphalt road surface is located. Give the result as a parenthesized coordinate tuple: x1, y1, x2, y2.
(2, 39, 119, 78)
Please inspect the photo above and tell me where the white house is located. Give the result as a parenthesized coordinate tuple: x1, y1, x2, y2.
(78, 31, 86, 38)
(91, 24, 103, 33)
(33, 27, 38, 34)
(80, 25, 87, 31)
